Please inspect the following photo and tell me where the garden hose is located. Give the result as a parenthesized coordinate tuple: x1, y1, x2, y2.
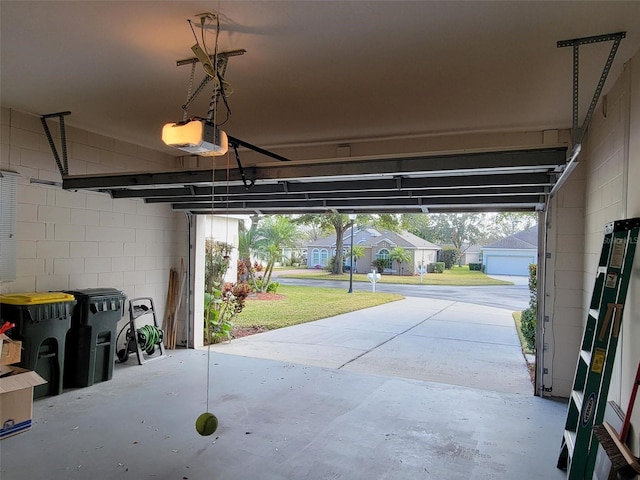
(137, 324, 164, 352)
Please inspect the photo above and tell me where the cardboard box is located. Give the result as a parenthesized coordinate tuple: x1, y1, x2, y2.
(0, 367, 46, 439)
(0, 334, 22, 366)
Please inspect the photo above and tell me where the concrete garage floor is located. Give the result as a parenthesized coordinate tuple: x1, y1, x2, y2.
(0, 297, 567, 479)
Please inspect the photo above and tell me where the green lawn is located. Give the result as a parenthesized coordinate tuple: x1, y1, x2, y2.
(235, 285, 403, 330)
(278, 265, 512, 286)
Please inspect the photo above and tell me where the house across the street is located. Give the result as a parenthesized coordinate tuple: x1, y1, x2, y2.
(460, 244, 482, 265)
(307, 228, 440, 274)
(481, 225, 538, 276)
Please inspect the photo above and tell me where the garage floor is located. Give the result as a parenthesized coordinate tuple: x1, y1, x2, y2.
(1, 298, 567, 479)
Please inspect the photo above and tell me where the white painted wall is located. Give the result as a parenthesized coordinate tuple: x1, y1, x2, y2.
(193, 215, 240, 348)
(0, 108, 187, 348)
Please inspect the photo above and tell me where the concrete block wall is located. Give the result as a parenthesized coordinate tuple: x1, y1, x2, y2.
(0, 108, 187, 346)
(582, 56, 632, 407)
(547, 47, 640, 449)
(625, 50, 640, 453)
(544, 47, 640, 407)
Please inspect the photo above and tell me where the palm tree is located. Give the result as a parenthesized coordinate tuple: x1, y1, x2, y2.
(237, 228, 259, 288)
(346, 245, 365, 273)
(253, 216, 298, 292)
(389, 247, 412, 275)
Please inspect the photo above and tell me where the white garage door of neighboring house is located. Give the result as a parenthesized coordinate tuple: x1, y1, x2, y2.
(485, 254, 535, 276)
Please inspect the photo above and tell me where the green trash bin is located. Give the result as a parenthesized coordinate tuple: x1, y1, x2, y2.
(64, 288, 126, 388)
(0, 292, 75, 398)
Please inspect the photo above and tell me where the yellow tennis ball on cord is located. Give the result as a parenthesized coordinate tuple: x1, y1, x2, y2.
(195, 412, 218, 436)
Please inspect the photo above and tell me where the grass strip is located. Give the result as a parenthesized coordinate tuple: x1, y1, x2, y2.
(513, 311, 534, 355)
(235, 285, 403, 330)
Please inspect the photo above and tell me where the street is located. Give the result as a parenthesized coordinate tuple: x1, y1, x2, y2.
(275, 276, 530, 311)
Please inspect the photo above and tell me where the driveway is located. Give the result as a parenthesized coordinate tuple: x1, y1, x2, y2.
(210, 296, 533, 395)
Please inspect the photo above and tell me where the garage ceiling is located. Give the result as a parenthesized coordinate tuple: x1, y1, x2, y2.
(2, 2, 639, 214)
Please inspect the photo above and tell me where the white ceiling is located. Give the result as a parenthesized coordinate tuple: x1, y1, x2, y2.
(2, 1, 640, 161)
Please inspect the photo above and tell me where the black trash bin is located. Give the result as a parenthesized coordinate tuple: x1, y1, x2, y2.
(0, 292, 75, 398)
(64, 288, 126, 388)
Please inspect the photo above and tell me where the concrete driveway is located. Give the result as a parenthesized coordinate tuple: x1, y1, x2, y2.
(210, 296, 533, 395)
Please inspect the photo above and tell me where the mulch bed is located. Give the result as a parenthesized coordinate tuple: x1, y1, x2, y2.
(231, 325, 268, 339)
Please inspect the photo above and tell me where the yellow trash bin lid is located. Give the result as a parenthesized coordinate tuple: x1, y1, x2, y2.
(0, 292, 75, 305)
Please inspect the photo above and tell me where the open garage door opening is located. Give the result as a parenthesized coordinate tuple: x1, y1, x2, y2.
(61, 144, 568, 399)
(187, 209, 542, 399)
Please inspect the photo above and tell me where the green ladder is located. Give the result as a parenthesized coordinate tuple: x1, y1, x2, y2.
(557, 217, 640, 479)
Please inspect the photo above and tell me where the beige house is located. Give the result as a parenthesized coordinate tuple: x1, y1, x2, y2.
(307, 228, 440, 274)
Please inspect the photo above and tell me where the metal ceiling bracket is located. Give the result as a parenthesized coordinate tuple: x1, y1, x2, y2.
(177, 49, 245, 121)
(557, 31, 626, 146)
(227, 134, 290, 162)
(41, 111, 71, 177)
(549, 144, 581, 198)
(230, 141, 255, 190)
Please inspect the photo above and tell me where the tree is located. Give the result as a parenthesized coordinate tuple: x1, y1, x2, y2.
(429, 213, 489, 252)
(296, 215, 332, 242)
(439, 246, 460, 269)
(486, 212, 537, 240)
(389, 247, 412, 275)
(252, 216, 298, 292)
(401, 214, 432, 241)
(372, 214, 403, 232)
(296, 213, 352, 274)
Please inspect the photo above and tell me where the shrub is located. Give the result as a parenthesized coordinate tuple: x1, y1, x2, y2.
(325, 255, 337, 272)
(468, 262, 482, 271)
(439, 246, 460, 269)
(204, 240, 233, 293)
(520, 263, 538, 351)
(427, 262, 445, 273)
(373, 258, 390, 273)
(204, 282, 251, 344)
(520, 307, 536, 351)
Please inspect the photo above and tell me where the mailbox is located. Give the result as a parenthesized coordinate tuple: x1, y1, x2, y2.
(367, 269, 381, 292)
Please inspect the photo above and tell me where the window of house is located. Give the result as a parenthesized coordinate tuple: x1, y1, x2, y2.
(311, 248, 331, 267)
(375, 248, 391, 270)
(311, 248, 321, 266)
(320, 249, 329, 266)
(376, 248, 390, 261)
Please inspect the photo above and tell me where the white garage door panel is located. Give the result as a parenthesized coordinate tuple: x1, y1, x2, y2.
(485, 255, 535, 276)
